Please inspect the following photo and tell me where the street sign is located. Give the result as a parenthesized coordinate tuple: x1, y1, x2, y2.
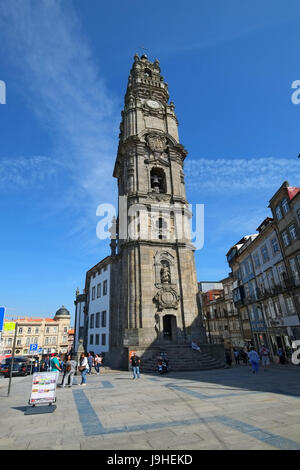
(4, 322, 15, 331)
(37, 348, 43, 354)
(0, 307, 5, 331)
(29, 344, 38, 352)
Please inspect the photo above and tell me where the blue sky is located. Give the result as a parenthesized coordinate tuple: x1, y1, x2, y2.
(1, 0, 300, 325)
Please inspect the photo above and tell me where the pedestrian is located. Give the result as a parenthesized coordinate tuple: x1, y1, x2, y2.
(87, 352, 94, 374)
(94, 354, 102, 375)
(130, 352, 141, 379)
(225, 350, 232, 367)
(50, 353, 62, 382)
(78, 352, 89, 386)
(277, 347, 286, 364)
(240, 350, 247, 365)
(33, 359, 39, 373)
(233, 349, 240, 365)
(61, 354, 77, 388)
(259, 344, 270, 371)
(41, 355, 50, 372)
(248, 347, 260, 373)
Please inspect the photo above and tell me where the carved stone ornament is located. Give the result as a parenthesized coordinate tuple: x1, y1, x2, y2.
(154, 286, 180, 310)
(146, 133, 167, 153)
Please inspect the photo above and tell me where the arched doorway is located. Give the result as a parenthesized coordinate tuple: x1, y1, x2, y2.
(163, 314, 177, 341)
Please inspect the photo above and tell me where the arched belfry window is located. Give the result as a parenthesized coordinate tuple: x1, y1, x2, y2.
(144, 68, 152, 78)
(150, 167, 166, 193)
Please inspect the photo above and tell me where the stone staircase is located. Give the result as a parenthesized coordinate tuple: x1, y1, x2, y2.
(139, 344, 226, 373)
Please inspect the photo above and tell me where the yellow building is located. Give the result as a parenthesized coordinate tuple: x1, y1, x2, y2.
(1, 306, 71, 357)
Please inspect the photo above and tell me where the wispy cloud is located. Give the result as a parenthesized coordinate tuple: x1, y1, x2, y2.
(0, 156, 63, 189)
(185, 157, 299, 192)
(0, 0, 119, 204)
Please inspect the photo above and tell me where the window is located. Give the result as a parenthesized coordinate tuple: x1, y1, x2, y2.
(28, 327, 31, 334)
(150, 167, 166, 193)
(289, 258, 300, 284)
(289, 224, 297, 241)
(96, 312, 100, 328)
(53, 327, 57, 333)
(297, 209, 300, 224)
(104, 265, 108, 272)
(97, 283, 101, 298)
(64, 327, 68, 333)
(101, 334, 106, 346)
(253, 252, 260, 268)
(33, 337, 38, 344)
(282, 198, 289, 214)
(271, 238, 280, 254)
(92, 286, 96, 300)
(282, 230, 290, 247)
(26, 337, 30, 346)
(286, 297, 295, 314)
(101, 311, 107, 328)
(18, 327, 23, 334)
(275, 206, 283, 220)
(35, 328, 39, 334)
(46, 327, 50, 334)
(45, 337, 49, 345)
(90, 314, 95, 329)
(277, 263, 287, 285)
(261, 245, 269, 263)
(90, 334, 94, 345)
(17, 339, 22, 346)
(95, 334, 100, 345)
(103, 280, 108, 296)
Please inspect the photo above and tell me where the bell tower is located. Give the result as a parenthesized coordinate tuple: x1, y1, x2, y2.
(109, 54, 206, 368)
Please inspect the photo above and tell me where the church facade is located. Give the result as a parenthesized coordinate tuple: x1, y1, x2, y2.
(108, 54, 207, 368)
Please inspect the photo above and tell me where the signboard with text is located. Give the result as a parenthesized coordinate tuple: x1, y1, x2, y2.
(29, 372, 57, 405)
(0, 307, 5, 331)
(4, 322, 15, 332)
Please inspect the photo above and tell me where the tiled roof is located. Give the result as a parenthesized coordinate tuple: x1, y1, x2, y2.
(287, 186, 300, 201)
(4, 317, 56, 323)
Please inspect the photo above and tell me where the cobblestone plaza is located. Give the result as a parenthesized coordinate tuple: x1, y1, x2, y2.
(1, 365, 300, 450)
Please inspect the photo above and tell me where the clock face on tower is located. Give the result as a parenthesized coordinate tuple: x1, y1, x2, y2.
(146, 100, 161, 109)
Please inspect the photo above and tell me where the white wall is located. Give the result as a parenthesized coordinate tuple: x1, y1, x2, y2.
(87, 264, 110, 354)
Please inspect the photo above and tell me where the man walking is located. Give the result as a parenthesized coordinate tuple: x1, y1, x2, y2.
(87, 352, 94, 374)
(50, 353, 62, 383)
(248, 347, 260, 374)
(130, 352, 141, 380)
(259, 344, 270, 371)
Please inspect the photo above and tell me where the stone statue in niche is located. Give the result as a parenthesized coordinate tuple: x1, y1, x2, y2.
(160, 262, 171, 284)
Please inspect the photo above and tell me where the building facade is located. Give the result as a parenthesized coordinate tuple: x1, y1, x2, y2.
(226, 181, 300, 360)
(199, 276, 244, 352)
(1, 306, 71, 357)
(74, 257, 111, 356)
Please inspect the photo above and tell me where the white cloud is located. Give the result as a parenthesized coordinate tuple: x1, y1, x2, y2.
(185, 157, 299, 192)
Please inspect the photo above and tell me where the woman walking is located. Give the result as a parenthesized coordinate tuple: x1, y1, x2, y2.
(78, 352, 89, 386)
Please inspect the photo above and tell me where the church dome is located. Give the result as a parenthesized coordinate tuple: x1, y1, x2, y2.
(55, 305, 70, 317)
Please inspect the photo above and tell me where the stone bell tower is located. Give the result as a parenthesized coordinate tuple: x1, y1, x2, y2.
(109, 54, 206, 368)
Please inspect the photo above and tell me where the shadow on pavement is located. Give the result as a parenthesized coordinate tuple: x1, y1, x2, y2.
(143, 364, 300, 399)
